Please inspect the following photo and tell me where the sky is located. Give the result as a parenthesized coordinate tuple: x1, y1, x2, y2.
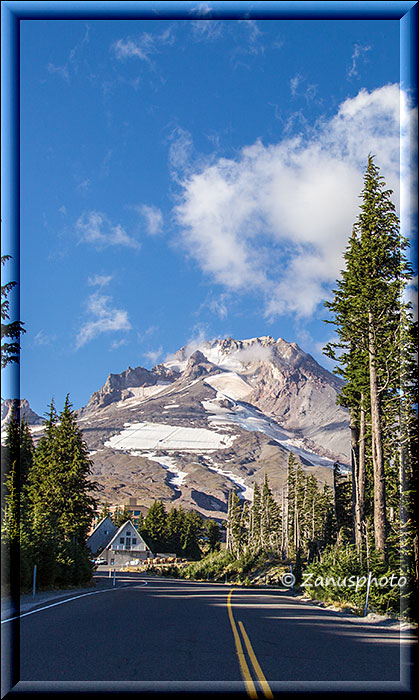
(2, 7, 418, 417)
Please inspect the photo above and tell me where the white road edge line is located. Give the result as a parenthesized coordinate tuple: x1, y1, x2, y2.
(1, 580, 148, 624)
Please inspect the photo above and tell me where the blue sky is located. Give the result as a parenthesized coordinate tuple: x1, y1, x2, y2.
(2, 9, 417, 416)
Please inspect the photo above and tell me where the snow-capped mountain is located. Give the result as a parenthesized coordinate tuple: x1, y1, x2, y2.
(71, 336, 349, 519)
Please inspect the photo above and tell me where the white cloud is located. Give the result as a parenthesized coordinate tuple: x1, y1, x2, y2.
(88, 273, 113, 288)
(76, 292, 131, 349)
(143, 346, 164, 365)
(208, 295, 228, 319)
(110, 338, 128, 351)
(76, 178, 91, 193)
(47, 63, 70, 81)
(112, 27, 175, 63)
(404, 275, 418, 320)
(191, 19, 224, 41)
(347, 43, 371, 80)
(168, 126, 195, 178)
(47, 24, 89, 81)
(76, 211, 141, 250)
(290, 74, 301, 97)
(138, 325, 158, 343)
(34, 330, 56, 346)
(290, 73, 318, 102)
(173, 85, 416, 319)
(137, 204, 164, 235)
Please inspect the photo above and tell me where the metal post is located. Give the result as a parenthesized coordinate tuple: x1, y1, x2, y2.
(113, 569, 116, 587)
(364, 572, 372, 616)
(108, 568, 112, 578)
(32, 565, 37, 598)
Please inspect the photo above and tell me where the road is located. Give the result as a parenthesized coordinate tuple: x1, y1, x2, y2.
(1, 571, 416, 696)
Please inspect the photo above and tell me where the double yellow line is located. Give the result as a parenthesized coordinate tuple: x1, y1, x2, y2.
(227, 589, 274, 699)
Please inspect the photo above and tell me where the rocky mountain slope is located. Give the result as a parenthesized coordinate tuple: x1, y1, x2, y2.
(75, 336, 350, 519)
(1, 398, 43, 428)
(2, 337, 350, 521)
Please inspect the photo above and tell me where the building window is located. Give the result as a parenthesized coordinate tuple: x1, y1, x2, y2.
(120, 537, 124, 544)
(134, 511, 140, 516)
(132, 538, 137, 545)
(126, 531, 131, 536)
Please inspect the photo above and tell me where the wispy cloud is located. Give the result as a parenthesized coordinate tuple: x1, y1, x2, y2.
(76, 291, 131, 349)
(47, 24, 89, 81)
(347, 42, 371, 79)
(173, 85, 415, 320)
(143, 346, 164, 365)
(137, 325, 158, 343)
(34, 330, 56, 346)
(110, 338, 128, 351)
(198, 293, 229, 319)
(190, 19, 224, 42)
(230, 19, 264, 68)
(76, 178, 91, 193)
(76, 211, 141, 250)
(88, 273, 113, 288)
(112, 26, 175, 64)
(290, 73, 318, 102)
(136, 204, 164, 235)
(167, 126, 195, 179)
(47, 63, 70, 81)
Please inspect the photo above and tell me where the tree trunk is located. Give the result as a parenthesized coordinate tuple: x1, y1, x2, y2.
(351, 399, 366, 556)
(350, 413, 361, 550)
(359, 398, 366, 532)
(368, 312, 387, 556)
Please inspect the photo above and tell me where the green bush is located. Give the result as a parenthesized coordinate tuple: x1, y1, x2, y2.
(181, 549, 234, 580)
(302, 543, 413, 617)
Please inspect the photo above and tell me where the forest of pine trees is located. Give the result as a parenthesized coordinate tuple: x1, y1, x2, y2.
(1, 396, 98, 590)
(222, 156, 417, 617)
(225, 456, 335, 564)
(98, 498, 221, 560)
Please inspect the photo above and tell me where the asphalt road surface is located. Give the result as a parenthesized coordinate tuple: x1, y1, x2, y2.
(2, 571, 416, 696)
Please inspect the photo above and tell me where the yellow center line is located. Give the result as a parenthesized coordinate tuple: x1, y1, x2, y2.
(227, 589, 258, 699)
(238, 620, 274, 699)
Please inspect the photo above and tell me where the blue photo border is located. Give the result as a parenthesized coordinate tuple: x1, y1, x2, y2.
(1, 2, 417, 696)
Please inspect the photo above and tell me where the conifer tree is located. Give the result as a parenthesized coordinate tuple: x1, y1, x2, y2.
(181, 510, 203, 559)
(143, 500, 168, 552)
(205, 518, 221, 552)
(324, 155, 414, 558)
(249, 483, 262, 553)
(26, 396, 97, 586)
(113, 506, 132, 527)
(53, 395, 97, 543)
(285, 452, 297, 556)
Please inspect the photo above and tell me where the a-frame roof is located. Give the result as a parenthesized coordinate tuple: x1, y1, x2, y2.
(106, 519, 151, 551)
(88, 514, 115, 538)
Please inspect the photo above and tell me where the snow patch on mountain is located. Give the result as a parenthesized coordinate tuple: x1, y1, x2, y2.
(104, 421, 236, 453)
(205, 456, 254, 500)
(114, 383, 171, 408)
(202, 395, 335, 468)
(203, 372, 252, 401)
(139, 452, 188, 488)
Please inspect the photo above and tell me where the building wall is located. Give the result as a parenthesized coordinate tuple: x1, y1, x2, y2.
(87, 516, 117, 555)
(103, 549, 153, 567)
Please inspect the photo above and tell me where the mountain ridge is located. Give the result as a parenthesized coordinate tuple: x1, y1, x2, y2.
(2, 336, 350, 520)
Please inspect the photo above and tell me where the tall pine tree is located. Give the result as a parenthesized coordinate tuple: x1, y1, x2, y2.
(324, 155, 414, 558)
